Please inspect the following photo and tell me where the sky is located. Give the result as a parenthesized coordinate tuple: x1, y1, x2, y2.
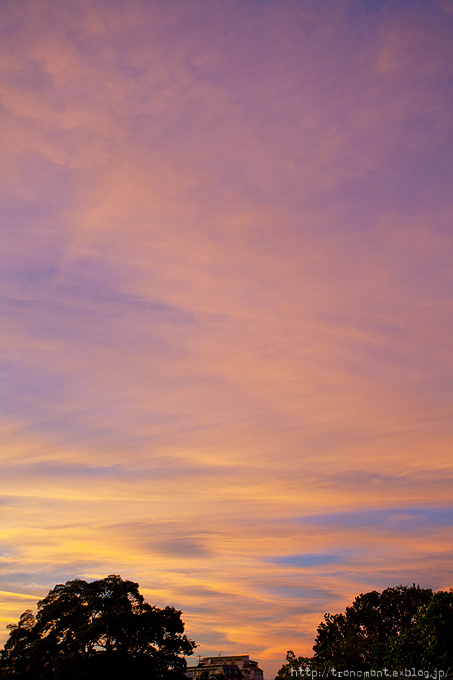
(1, 0, 453, 676)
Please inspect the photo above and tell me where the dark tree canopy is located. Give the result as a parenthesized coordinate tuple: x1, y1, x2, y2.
(312, 584, 433, 670)
(275, 651, 313, 680)
(0, 574, 196, 680)
(276, 585, 453, 679)
(385, 589, 453, 670)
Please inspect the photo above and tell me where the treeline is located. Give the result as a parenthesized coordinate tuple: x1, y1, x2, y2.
(1, 578, 452, 680)
(276, 585, 453, 679)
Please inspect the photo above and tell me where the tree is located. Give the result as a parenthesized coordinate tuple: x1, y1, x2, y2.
(275, 584, 453, 679)
(0, 574, 196, 680)
(275, 650, 313, 679)
(311, 584, 433, 670)
(385, 589, 453, 670)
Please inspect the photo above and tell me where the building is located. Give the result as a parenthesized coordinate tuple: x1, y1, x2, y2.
(185, 655, 264, 680)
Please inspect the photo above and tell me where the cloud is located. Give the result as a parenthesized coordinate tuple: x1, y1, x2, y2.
(270, 555, 345, 568)
(150, 538, 213, 560)
(298, 507, 453, 530)
(1, 0, 453, 674)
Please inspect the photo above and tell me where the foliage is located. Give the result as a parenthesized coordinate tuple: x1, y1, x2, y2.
(275, 650, 313, 679)
(312, 584, 433, 670)
(276, 585, 453, 678)
(0, 574, 196, 680)
(385, 589, 453, 670)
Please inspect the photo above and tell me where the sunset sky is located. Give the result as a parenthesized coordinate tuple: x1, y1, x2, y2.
(1, 0, 453, 676)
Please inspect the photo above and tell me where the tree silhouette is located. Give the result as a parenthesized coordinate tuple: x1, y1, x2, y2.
(312, 584, 433, 670)
(385, 589, 453, 670)
(0, 574, 196, 680)
(275, 585, 453, 678)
